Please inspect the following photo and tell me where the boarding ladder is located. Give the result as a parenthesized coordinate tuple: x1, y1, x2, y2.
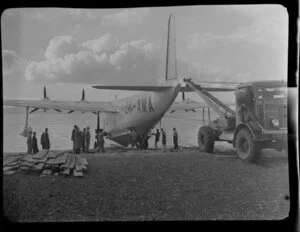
(184, 78, 236, 118)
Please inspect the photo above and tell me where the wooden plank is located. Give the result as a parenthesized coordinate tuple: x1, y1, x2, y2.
(52, 152, 69, 165)
(47, 151, 63, 159)
(60, 154, 72, 169)
(42, 169, 52, 175)
(21, 161, 35, 167)
(62, 169, 70, 176)
(82, 165, 87, 174)
(81, 158, 88, 166)
(73, 170, 83, 177)
(22, 156, 39, 164)
(68, 155, 76, 170)
(35, 156, 48, 164)
(46, 158, 56, 165)
(20, 166, 29, 172)
(75, 156, 85, 171)
(60, 153, 70, 165)
(32, 150, 48, 159)
(3, 155, 23, 166)
(3, 165, 19, 172)
(31, 163, 45, 172)
(5, 161, 20, 167)
(4, 170, 17, 175)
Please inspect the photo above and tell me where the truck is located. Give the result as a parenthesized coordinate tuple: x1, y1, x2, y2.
(183, 78, 288, 162)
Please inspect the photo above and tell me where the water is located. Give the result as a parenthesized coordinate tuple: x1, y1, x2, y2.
(3, 110, 219, 153)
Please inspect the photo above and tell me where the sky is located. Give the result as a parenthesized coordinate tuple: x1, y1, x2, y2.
(2, 5, 288, 103)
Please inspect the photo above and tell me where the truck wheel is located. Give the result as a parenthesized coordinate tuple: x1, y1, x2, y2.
(198, 126, 215, 153)
(235, 128, 261, 162)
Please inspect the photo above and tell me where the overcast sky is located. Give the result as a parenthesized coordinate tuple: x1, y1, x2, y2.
(2, 5, 288, 102)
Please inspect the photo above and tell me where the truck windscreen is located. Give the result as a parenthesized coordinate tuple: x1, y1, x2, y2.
(256, 87, 287, 99)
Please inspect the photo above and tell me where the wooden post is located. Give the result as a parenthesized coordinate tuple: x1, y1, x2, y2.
(208, 107, 211, 122)
(25, 106, 29, 128)
(97, 111, 100, 132)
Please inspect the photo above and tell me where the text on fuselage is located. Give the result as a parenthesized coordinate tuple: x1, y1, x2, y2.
(121, 97, 155, 114)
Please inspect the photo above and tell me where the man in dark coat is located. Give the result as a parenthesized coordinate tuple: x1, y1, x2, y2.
(97, 129, 105, 153)
(27, 131, 33, 154)
(41, 128, 50, 150)
(173, 128, 179, 151)
(85, 127, 91, 152)
(82, 128, 86, 152)
(74, 126, 81, 154)
(155, 129, 160, 149)
(161, 128, 166, 152)
(32, 132, 39, 154)
(71, 125, 76, 153)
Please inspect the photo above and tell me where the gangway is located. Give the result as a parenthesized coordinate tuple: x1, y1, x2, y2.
(183, 78, 235, 118)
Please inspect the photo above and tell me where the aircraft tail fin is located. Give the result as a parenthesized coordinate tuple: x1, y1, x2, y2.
(158, 14, 178, 86)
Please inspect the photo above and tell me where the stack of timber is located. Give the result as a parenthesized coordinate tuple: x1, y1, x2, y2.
(3, 154, 25, 175)
(3, 150, 88, 177)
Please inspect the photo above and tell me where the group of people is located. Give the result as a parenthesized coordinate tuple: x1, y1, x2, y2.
(26, 128, 50, 154)
(71, 125, 91, 154)
(130, 127, 179, 152)
(154, 128, 178, 152)
(26, 125, 179, 154)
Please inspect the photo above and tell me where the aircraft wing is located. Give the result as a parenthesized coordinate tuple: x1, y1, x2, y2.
(168, 100, 235, 112)
(169, 101, 208, 112)
(3, 99, 118, 113)
(180, 82, 239, 92)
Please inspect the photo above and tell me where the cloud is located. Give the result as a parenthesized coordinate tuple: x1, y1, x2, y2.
(183, 5, 288, 82)
(25, 34, 161, 84)
(25, 33, 204, 85)
(102, 8, 150, 26)
(2, 50, 22, 75)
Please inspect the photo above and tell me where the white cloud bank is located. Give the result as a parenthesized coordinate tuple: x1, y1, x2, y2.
(25, 33, 201, 85)
(102, 8, 150, 26)
(2, 50, 22, 75)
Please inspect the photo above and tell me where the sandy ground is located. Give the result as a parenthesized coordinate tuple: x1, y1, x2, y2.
(3, 146, 289, 222)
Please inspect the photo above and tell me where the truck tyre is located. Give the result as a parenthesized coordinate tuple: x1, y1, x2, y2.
(235, 128, 261, 162)
(198, 126, 215, 153)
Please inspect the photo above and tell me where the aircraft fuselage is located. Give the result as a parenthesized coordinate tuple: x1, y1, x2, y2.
(105, 83, 180, 146)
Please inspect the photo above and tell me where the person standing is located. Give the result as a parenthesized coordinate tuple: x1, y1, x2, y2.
(32, 132, 39, 154)
(71, 125, 76, 153)
(85, 126, 91, 152)
(131, 128, 137, 149)
(173, 128, 179, 151)
(27, 131, 33, 154)
(161, 128, 166, 152)
(74, 126, 81, 154)
(41, 128, 50, 150)
(97, 129, 105, 153)
(155, 129, 160, 149)
(82, 128, 86, 152)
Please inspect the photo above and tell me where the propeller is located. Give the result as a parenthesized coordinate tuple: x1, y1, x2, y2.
(68, 88, 87, 114)
(81, 89, 85, 101)
(30, 86, 60, 114)
(43, 86, 47, 99)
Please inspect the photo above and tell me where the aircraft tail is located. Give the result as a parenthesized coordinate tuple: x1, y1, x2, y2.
(93, 14, 178, 92)
(158, 14, 178, 86)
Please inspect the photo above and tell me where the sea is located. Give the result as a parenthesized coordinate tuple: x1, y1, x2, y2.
(3, 107, 221, 153)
